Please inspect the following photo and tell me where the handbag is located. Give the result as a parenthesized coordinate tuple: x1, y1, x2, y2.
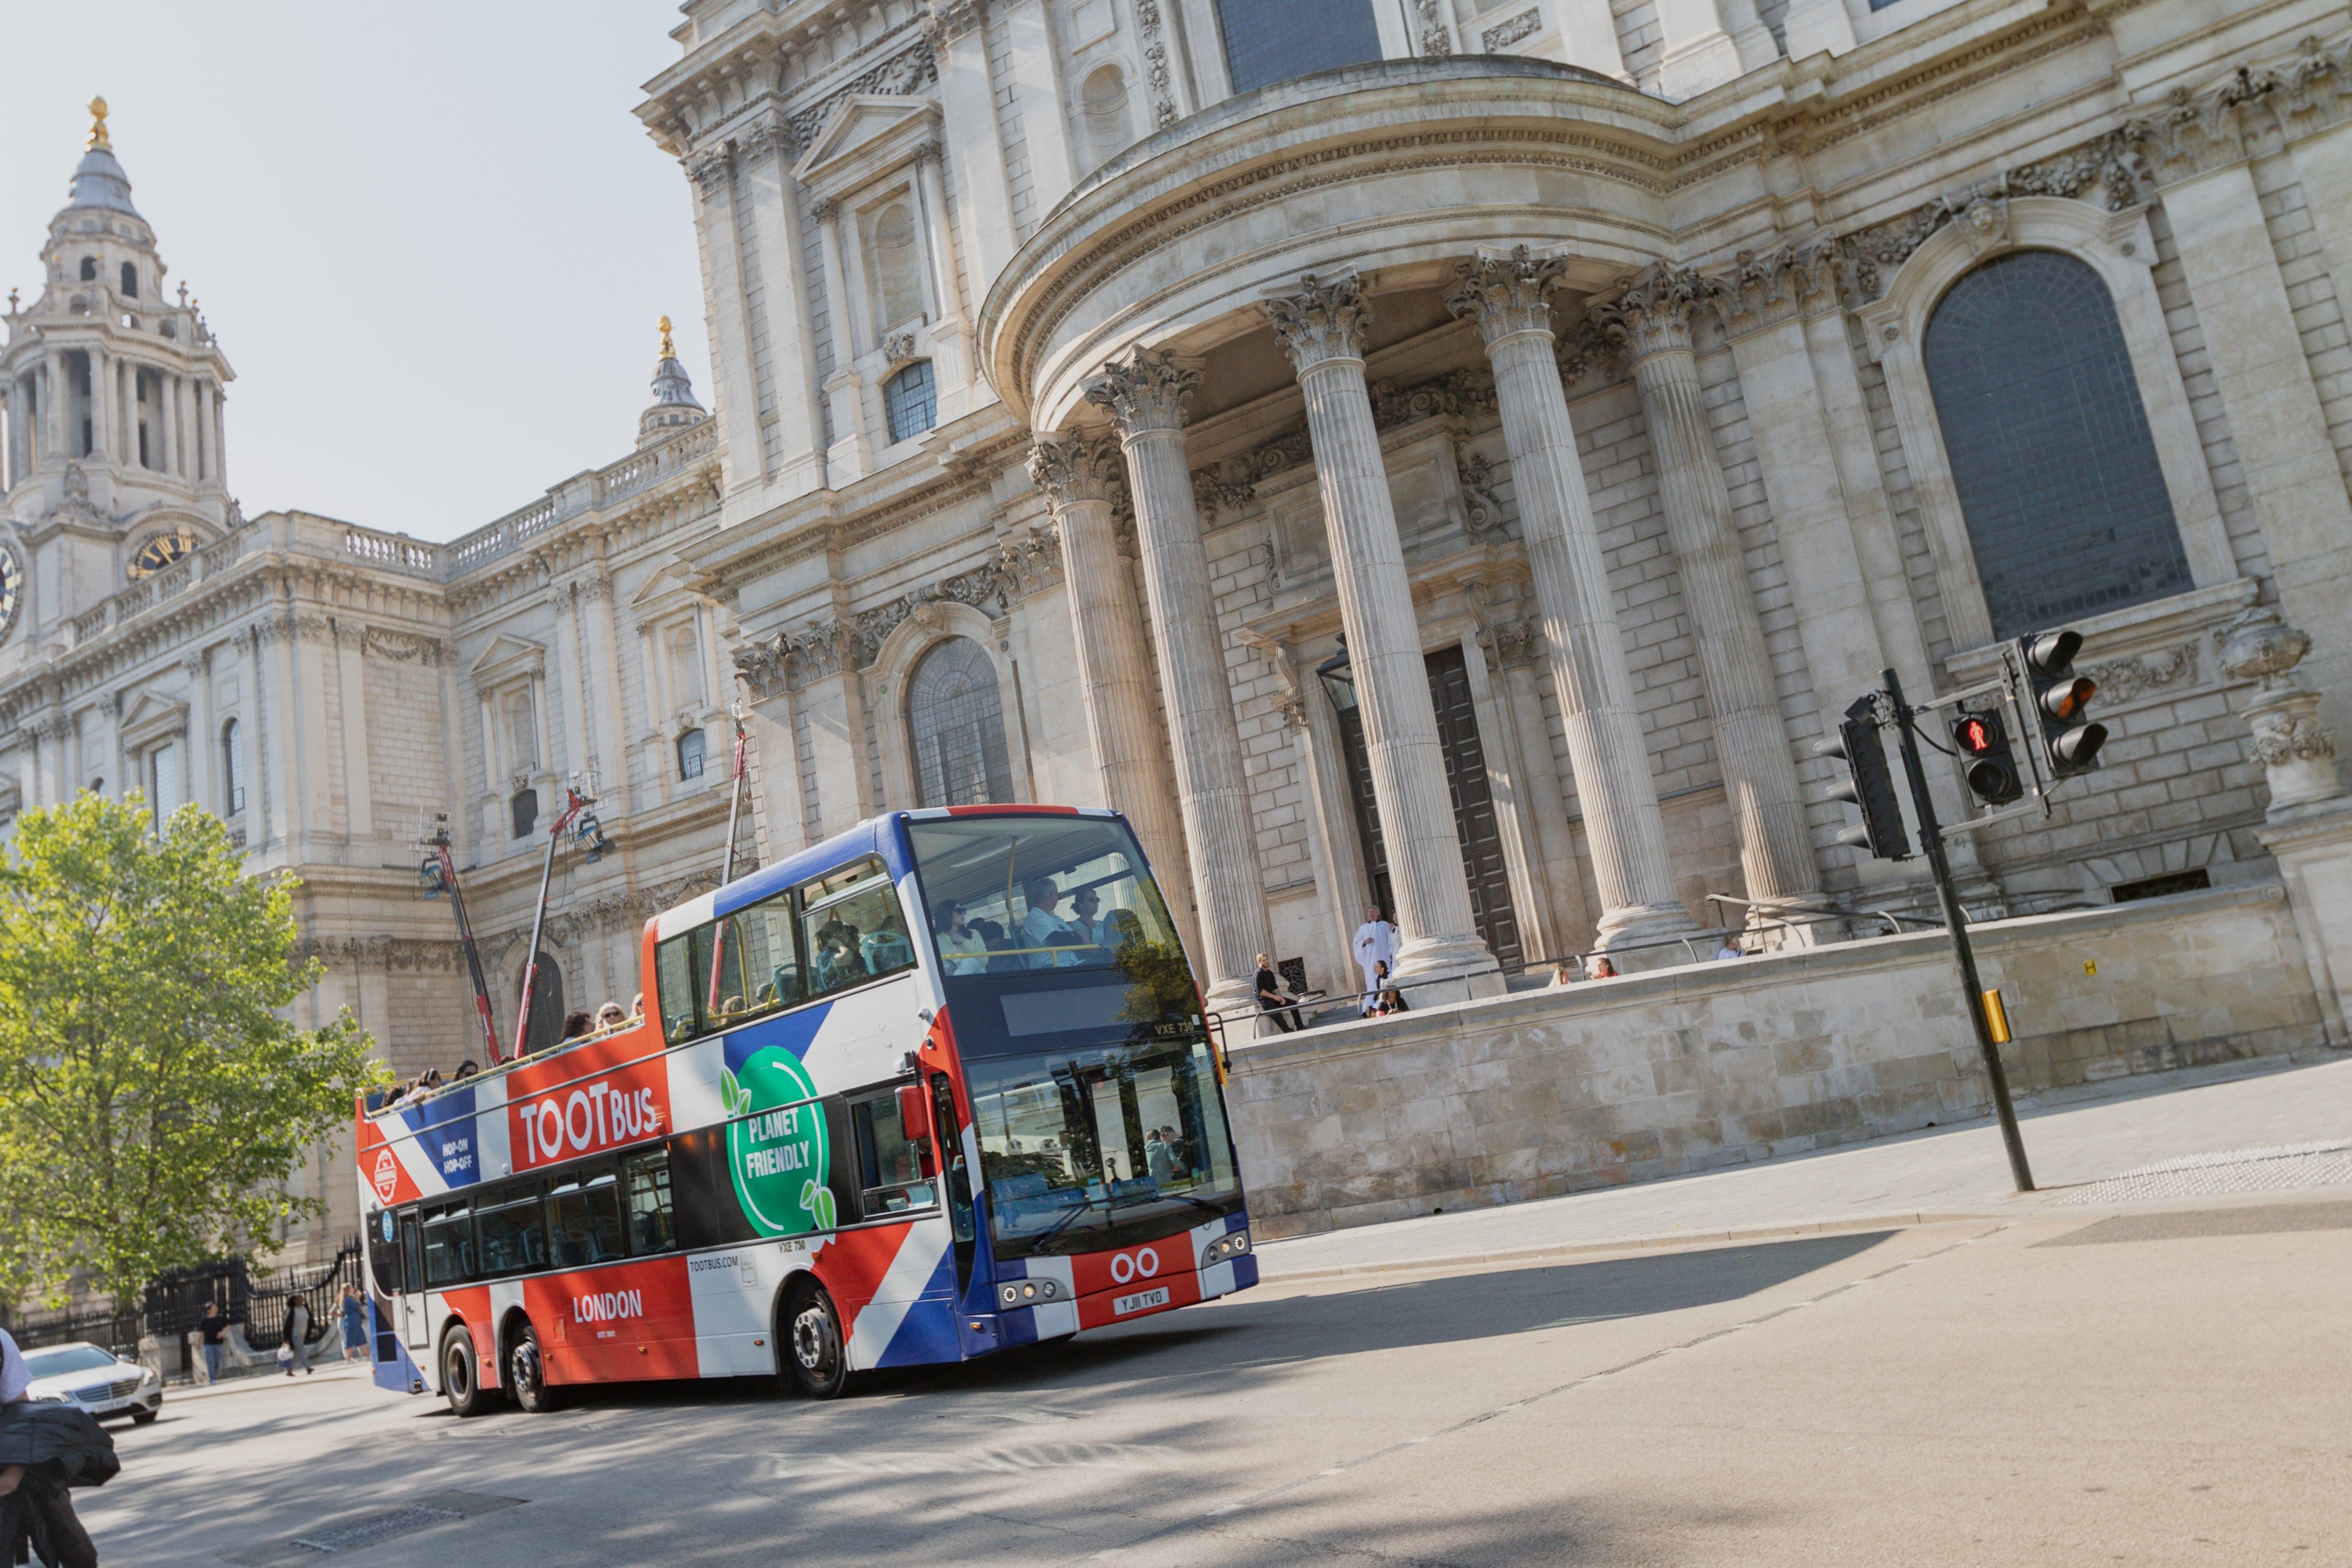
(275, 1342, 293, 1368)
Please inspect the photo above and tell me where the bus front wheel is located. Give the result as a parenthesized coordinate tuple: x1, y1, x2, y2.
(781, 1284, 850, 1400)
(506, 1319, 562, 1414)
(442, 1325, 493, 1419)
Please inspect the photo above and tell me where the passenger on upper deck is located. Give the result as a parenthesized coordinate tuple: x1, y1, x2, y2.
(1020, 878, 1073, 969)
(934, 901, 989, 975)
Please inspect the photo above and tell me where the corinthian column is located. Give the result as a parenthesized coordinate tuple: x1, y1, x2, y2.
(1264, 273, 1496, 993)
(1027, 431, 1196, 948)
(1084, 349, 1272, 1018)
(1592, 263, 1821, 926)
(1447, 248, 1699, 952)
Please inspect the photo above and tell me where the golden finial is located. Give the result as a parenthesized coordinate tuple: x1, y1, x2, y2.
(87, 97, 110, 151)
(658, 315, 675, 359)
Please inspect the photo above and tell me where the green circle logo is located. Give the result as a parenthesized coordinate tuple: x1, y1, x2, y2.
(722, 1048, 835, 1237)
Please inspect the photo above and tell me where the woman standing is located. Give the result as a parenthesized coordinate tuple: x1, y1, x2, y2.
(339, 1286, 367, 1364)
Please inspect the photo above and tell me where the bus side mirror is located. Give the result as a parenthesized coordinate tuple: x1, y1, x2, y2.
(898, 1083, 932, 1145)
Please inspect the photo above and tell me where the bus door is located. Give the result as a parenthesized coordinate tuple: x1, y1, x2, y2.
(931, 1074, 975, 1294)
(399, 1213, 427, 1347)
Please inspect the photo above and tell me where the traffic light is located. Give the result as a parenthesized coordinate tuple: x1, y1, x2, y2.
(1818, 693, 1912, 861)
(2017, 630, 2107, 779)
(1952, 708, 2022, 806)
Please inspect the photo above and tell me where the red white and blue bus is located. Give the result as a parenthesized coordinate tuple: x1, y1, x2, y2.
(355, 806, 1255, 1412)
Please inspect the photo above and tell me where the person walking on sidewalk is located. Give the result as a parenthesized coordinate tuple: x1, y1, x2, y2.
(280, 1296, 315, 1377)
(197, 1302, 227, 1386)
(338, 1286, 367, 1364)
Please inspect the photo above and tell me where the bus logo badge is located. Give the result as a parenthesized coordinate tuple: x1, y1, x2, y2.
(371, 1148, 400, 1202)
(1109, 1247, 1161, 1285)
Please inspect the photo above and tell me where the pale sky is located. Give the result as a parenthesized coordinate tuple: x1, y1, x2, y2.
(0, 1, 708, 544)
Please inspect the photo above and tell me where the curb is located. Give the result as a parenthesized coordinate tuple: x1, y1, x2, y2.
(1253, 1210, 2008, 1283)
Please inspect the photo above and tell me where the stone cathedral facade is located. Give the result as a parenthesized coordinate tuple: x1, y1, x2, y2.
(8, 0, 2352, 1249)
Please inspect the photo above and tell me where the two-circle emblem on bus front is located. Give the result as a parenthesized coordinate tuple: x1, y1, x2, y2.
(1109, 1247, 1161, 1285)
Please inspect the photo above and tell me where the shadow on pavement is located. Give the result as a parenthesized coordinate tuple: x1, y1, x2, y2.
(86, 1231, 1883, 1566)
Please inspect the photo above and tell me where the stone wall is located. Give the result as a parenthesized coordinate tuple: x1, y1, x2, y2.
(1226, 881, 2332, 1238)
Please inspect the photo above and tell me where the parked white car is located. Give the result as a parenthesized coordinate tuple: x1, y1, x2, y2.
(24, 1341, 162, 1425)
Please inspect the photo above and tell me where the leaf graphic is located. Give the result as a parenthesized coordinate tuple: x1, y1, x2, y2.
(721, 1066, 749, 1117)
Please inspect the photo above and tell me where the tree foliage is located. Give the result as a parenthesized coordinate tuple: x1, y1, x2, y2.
(0, 792, 387, 1309)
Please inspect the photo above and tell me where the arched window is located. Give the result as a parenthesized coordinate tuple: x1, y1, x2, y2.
(1923, 250, 2192, 638)
(1081, 64, 1133, 168)
(512, 787, 539, 840)
(222, 718, 246, 816)
(120, 262, 137, 299)
(885, 360, 937, 443)
(79, 257, 97, 281)
(677, 727, 708, 781)
(871, 201, 926, 332)
(664, 622, 704, 711)
(906, 637, 1013, 808)
(1215, 0, 1382, 96)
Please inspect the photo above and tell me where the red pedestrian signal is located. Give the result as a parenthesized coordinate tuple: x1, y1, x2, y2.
(1952, 708, 2022, 806)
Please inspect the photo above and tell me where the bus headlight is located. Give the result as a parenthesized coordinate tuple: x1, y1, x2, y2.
(1202, 1230, 1251, 1267)
(997, 1279, 1060, 1308)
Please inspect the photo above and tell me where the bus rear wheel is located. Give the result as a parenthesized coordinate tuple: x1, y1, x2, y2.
(442, 1325, 493, 1419)
(781, 1284, 850, 1400)
(506, 1320, 562, 1414)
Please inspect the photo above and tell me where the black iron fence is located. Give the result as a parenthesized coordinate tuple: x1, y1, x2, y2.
(0, 1238, 362, 1362)
(0, 1302, 145, 1359)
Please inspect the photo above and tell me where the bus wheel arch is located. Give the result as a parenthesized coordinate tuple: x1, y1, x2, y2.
(777, 1277, 851, 1400)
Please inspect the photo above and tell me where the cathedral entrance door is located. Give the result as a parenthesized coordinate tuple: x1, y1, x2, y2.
(1326, 644, 1524, 972)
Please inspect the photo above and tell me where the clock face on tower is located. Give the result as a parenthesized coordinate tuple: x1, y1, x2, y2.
(0, 544, 22, 644)
(128, 525, 199, 581)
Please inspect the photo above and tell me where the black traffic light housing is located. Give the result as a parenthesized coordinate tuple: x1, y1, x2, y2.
(2017, 630, 2107, 779)
(1818, 693, 1912, 861)
(1952, 708, 2023, 806)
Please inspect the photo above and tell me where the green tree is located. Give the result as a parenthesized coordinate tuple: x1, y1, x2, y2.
(0, 792, 387, 1310)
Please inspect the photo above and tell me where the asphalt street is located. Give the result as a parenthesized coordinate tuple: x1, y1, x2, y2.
(76, 1191, 2352, 1566)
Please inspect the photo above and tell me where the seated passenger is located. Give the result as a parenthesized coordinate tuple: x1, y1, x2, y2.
(594, 1001, 626, 1031)
(560, 1009, 593, 1042)
(934, 902, 989, 975)
(862, 912, 915, 973)
(1020, 877, 1072, 969)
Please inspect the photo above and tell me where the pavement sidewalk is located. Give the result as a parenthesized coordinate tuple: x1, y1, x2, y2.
(1254, 1051, 2352, 1280)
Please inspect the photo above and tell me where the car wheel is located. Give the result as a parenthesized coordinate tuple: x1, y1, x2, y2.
(782, 1284, 851, 1400)
(442, 1325, 493, 1419)
(506, 1321, 563, 1414)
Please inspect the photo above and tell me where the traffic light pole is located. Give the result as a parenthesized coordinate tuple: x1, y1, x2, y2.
(1883, 666, 2036, 1194)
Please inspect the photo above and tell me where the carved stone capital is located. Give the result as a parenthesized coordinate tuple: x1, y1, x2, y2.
(1027, 432, 1126, 511)
(1588, 263, 1727, 364)
(923, 0, 987, 44)
(1263, 272, 1372, 374)
(684, 142, 733, 192)
(1719, 245, 1840, 336)
(809, 196, 839, 225)
(1447, 246, 1567, 348)
(1086, 345, 1202, 435)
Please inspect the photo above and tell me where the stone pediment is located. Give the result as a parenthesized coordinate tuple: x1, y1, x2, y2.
(469, 633, 546, 686)
(118, 687, 190, 749)
(792, 94, 941, 197)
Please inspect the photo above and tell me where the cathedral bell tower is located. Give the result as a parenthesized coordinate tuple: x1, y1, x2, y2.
(0, 98, 238, 642)
(638, 315, 706, 448)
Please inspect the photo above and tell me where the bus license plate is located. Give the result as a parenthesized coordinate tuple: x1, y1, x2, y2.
(1113, 1286, 1171, 1316)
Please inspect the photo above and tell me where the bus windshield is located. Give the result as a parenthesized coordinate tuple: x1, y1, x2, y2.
(907, 813, 1242, 1260)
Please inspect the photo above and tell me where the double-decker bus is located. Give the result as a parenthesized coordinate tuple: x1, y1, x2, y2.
(355, 806, 1256, 1411)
